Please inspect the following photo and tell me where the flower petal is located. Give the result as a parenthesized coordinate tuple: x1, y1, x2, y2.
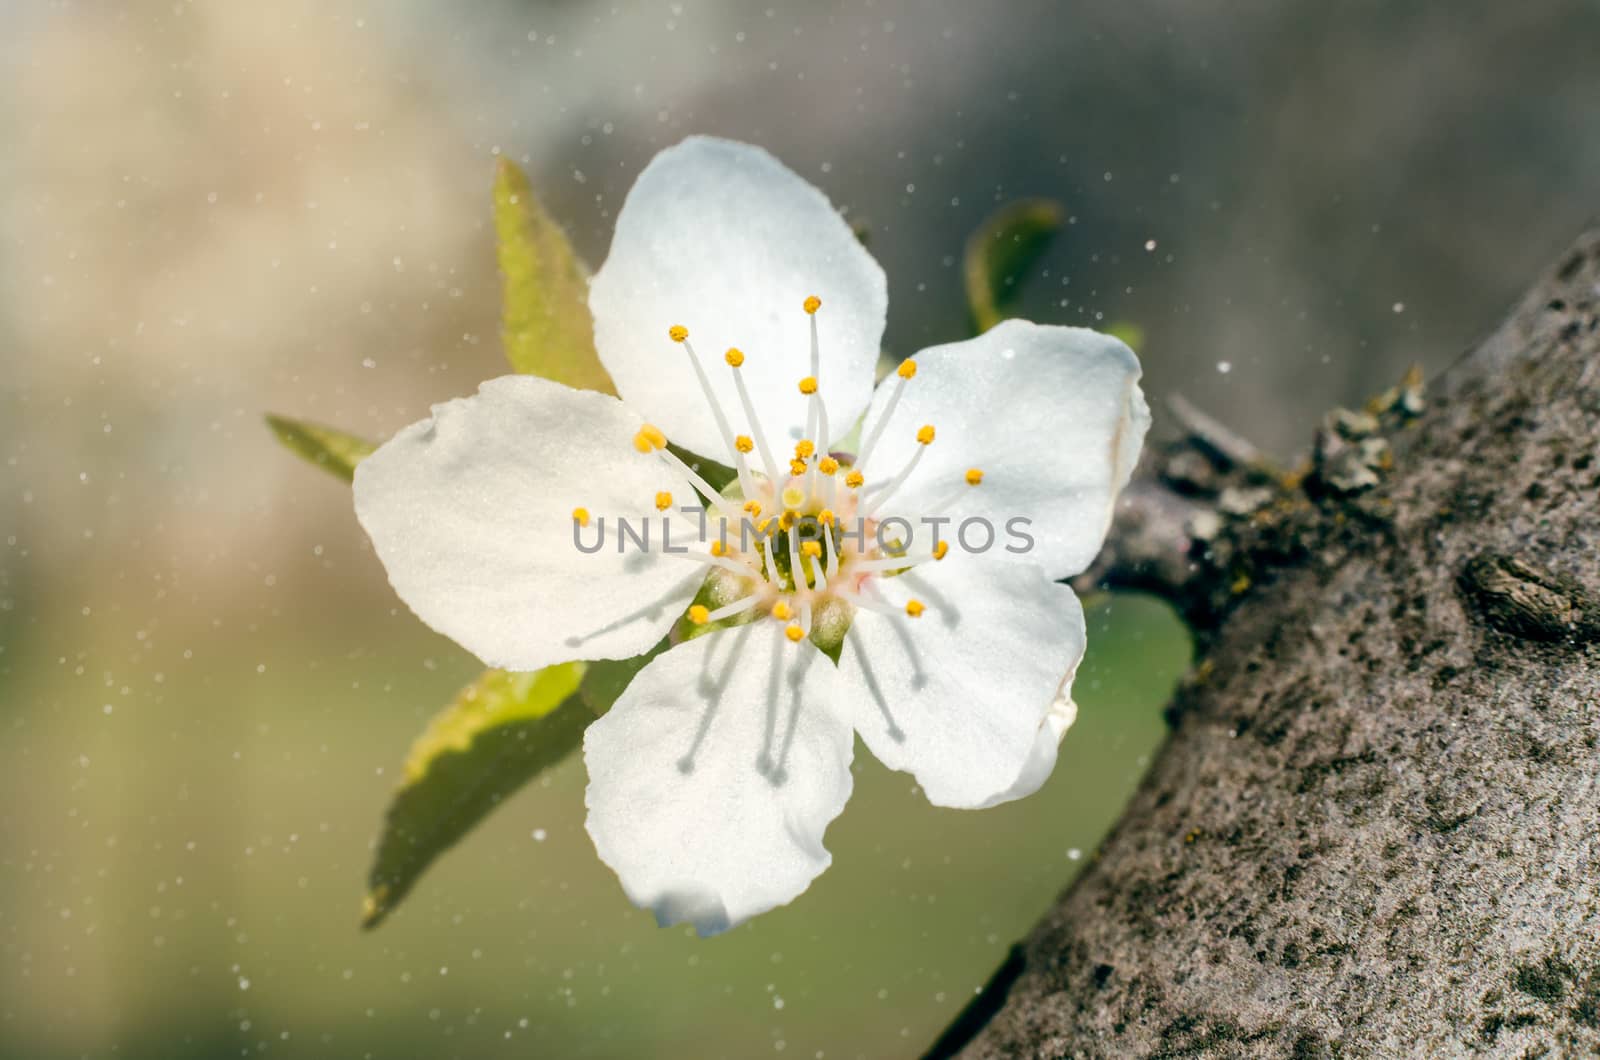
(973, 688, 1080, 810)
(590, 136, 887, 461)
(583, 623, 853, 936)
(837, 556, 1086, 809)
(858, 320, 1149, 581)
(353, 375, 701, 671)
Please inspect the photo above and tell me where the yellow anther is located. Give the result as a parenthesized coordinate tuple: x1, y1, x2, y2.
(789, 458, 808, 477)
(655, 491, 673, 512)
(965, 467, 985, 486)
(916, 424, 936, 445)
(905, 599, 926, 618)
(757, 517, 776, 534)
(688, 604, 710, 625)
(724, 347, 745, 368)
(743, 499, 762, 515)
(771, 601, 793, 621)
(668, 325, 688, 343)
(709, 540, 728, 557)
(795, 439, 816, 460)
(735, 434, 755, 453)
(781, 485, 806, 510)
(897, 359, 918, 380)
(844, 470, 865, 488)
(798, 376, 818, 395)
(817, 508, 836, 527)
(933, 540, 949, 561)
(633, 424, 667, 452)
(803, 295, 822, 315)
(785, 623, 806, 642)
(779, 510, 798, 531)
(571, 507, 591, 527)
(818, 456, 839, 476)
(801, 541, 822, 559)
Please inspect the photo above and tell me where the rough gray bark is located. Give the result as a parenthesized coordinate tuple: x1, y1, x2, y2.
(938, 227, 1600, 1057)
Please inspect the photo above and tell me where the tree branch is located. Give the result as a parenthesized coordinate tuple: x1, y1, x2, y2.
(936, 224, 1600, 1057)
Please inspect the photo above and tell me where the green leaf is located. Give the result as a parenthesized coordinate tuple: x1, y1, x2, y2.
(493, 158, 615, 394)
(264, 414, 376, 483)
(962, 198, 1064, 333)
(579, 639, 671, 716)
(362, 663, 589, 930)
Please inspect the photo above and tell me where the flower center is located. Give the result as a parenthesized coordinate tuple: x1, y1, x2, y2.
(602, 297, 985, 650)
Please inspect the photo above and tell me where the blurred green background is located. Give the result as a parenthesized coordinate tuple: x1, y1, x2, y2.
(4, 0, 1599, 1056)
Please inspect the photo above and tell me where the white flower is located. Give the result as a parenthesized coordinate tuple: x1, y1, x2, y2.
(353, 136, 1149, 936)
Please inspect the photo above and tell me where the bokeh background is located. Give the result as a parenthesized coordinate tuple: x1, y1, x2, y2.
(3, 1, 1598, 1057)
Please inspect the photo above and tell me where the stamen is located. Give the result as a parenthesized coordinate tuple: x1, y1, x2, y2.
(673, 336, 752, 497)
(904, 599, 926, 617)
(655, 491, 673, 512)
(844, 470, 865, 489)
(933, 540, 950, 561)
(818, 456, 839, 476)
(771, 601, 793, 622)
(801, 541, 822, 559)
(735, 434, 755, 453)
(724, 348, 745, 368)
(727, 354, 782, 483)
(668, 325, 689, 343)
(571, 507, 591, 527)
(965, 468, 984, 486)
(632, 424, 667, 453)
(688, 604, 710, 625)
(785, 623, 806, 643)
(704, 595, 763, 624)
(709, 540, 729, 557)
(795, 439, 816, 460)
(866, 425, 935, 514)
(855, 358, 917, 475)
(743, 499, 763, 516)
(798, 376, 818, 395)
(651, 444, 727, 508)
(789, 458, 808, 477)
(786, 512, 804, 590)
(817, 508, 837, 528)
(812, 394, 831, 454)
(803, 295, 822, 316)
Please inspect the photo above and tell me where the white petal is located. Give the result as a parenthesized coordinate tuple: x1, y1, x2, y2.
(353, 375, 701, 671)
(973, 686, 1080, 810)
(837, 556, 1086, 809)
(583, 623, 854, 936)
(590, 136, 887, 461)
(858, 320, 1149, 581)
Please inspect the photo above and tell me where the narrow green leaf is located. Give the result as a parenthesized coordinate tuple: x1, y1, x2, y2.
(493, 158, 615, 393)
(362, 663, 589, 930)
(264, 414, 376, 483)
(962, 199, 1064, 333)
